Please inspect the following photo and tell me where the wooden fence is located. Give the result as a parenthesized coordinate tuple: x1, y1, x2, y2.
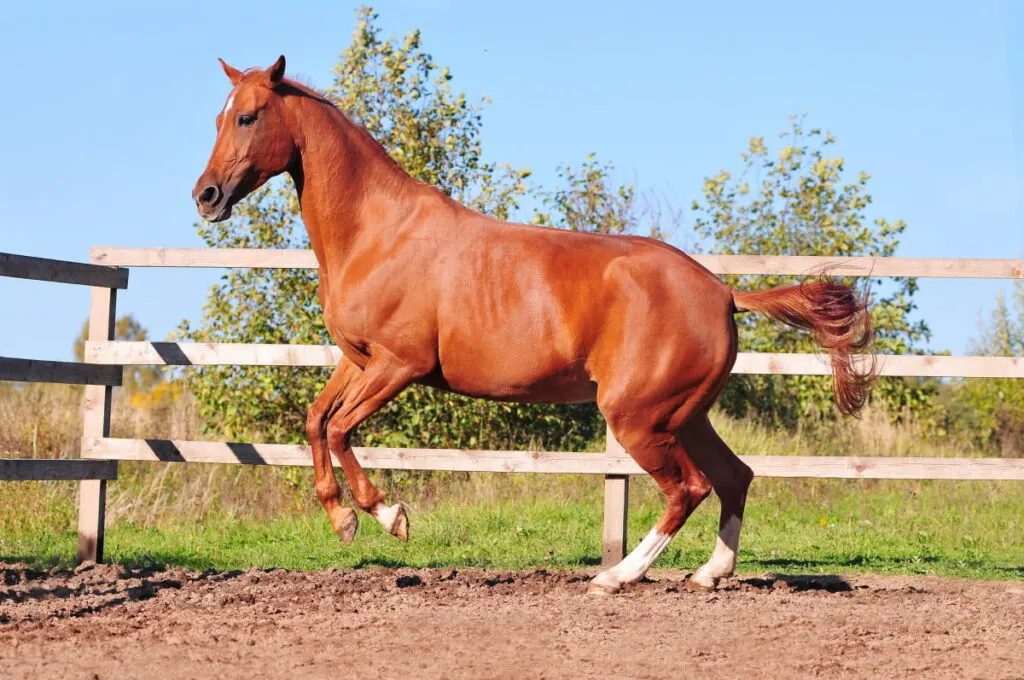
(75, 247, 1024, 566)
(0, 252, 125, 562)
(3, 247, 1023, 566)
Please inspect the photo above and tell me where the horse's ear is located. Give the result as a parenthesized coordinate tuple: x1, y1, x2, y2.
(218, 58, 244, 86)
(265, 55, 286, 87)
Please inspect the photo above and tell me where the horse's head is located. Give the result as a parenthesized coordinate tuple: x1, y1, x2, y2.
(192, 56, 296, 222)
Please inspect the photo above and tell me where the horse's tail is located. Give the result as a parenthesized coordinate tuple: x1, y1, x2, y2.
(731, 276, 877, 417)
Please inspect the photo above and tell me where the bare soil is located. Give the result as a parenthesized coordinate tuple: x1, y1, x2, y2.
(2, 562, 1022, 679)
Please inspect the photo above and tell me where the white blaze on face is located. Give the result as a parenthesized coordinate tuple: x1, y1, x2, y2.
(222, 89, 237, 117)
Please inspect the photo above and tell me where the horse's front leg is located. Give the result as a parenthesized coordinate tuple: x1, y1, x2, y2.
(324, 351, 420, 541)
(305, 358, 362, 544)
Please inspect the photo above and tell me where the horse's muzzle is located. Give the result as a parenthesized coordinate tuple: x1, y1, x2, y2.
(192, 179, 232, 222)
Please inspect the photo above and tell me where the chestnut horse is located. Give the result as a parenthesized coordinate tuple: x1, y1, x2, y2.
(192, 56, 874, 595)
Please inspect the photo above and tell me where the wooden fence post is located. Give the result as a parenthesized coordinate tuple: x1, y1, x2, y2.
(77, 286, 116, 563)
(602, 424, 629, 566)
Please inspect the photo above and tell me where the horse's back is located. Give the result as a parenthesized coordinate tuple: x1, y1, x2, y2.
(428, 214, 734, 403)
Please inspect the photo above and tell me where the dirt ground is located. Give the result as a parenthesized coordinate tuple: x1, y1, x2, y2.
(1, 562, 1022, 680)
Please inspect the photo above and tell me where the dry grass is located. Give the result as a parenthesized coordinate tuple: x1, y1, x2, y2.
(0, 383, 1008, 532)
(711, 404, 980, 460)
(0, 383, 317, 530)
(0, 384, 83, 460)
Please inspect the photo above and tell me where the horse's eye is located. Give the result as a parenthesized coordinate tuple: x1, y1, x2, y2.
(237, 113, 257, 127)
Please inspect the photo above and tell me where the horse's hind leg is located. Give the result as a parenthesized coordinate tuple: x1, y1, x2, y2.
(588, 420, 712, 596)
(682, 413, 754, 590)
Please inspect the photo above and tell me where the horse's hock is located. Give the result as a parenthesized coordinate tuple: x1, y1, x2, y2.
(2, 248, 1023, 565)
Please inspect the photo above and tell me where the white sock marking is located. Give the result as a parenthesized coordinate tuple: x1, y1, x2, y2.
(593, 527, 673, 589)
(372, 502, 400, 531)
(693, 514, 742, 586)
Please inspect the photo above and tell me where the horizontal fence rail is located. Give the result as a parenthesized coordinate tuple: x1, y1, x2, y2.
(0, 251, 128, 288)
(82, 438, 1024, 481)
(0, 459, 118, 482)
(0, 356, 123, 386)
(90, 246, 1024, 279)
(83, 341, 1024, 378)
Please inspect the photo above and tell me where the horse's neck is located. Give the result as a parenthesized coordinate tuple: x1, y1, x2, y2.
(288, 97, 423, 271)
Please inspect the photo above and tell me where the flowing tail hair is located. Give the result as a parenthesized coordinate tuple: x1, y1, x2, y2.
(731, 276, 877, 416)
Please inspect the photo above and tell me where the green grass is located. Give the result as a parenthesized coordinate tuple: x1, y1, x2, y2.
(4, 477, 1021, 581)
(2, 396, 1021, 581)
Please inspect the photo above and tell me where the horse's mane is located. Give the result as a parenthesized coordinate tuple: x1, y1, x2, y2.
(265, 73, 380, 140)
(234, 67, 344, 113)
(262, 71, 415, 182)
(277, 74, 339, 109)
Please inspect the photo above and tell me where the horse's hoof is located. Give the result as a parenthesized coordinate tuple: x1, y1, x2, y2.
(587, 582, 620, 596)
(587, 573, 622, 596)
(390, 504, 409, 542)
(374, 502, 409, 542)
(334, 508, 359, 546)
(685, 576, 716, 592)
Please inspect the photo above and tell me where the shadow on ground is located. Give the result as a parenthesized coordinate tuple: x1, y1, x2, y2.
(738, 574, 854, 592)
(745, 555, 1024, 580)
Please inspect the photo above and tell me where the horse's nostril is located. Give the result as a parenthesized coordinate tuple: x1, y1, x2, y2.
(197, 185, 220, 206)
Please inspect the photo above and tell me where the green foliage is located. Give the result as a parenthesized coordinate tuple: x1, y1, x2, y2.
(692, 114, 933, 425)
(74, 313, 162, 396)
(178, 182, 325, 443)
(938, 281, 1024, 456)
(326, 7, 534, 218)
(178, 6, 606, 450)
(532, 153, 677, 241)
(532, 153, 635, 235)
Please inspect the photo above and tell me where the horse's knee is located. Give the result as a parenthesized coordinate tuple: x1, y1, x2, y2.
(325, 417, 350, 453)
(305, 404, 327, 444)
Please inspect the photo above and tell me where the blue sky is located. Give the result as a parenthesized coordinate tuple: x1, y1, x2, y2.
(1, 1, 1021, 362)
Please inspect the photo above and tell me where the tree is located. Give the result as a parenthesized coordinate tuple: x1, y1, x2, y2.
(177, 6, 635, 450)
(532, 153, 681, 241)
(944, 281, 1024, 456)
(532, 154, 636, 235)
(691, 114, 932, 425)
(74, 313, 162, 396)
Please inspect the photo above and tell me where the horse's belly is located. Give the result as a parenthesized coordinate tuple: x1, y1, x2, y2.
(432, 353, 597, 404)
